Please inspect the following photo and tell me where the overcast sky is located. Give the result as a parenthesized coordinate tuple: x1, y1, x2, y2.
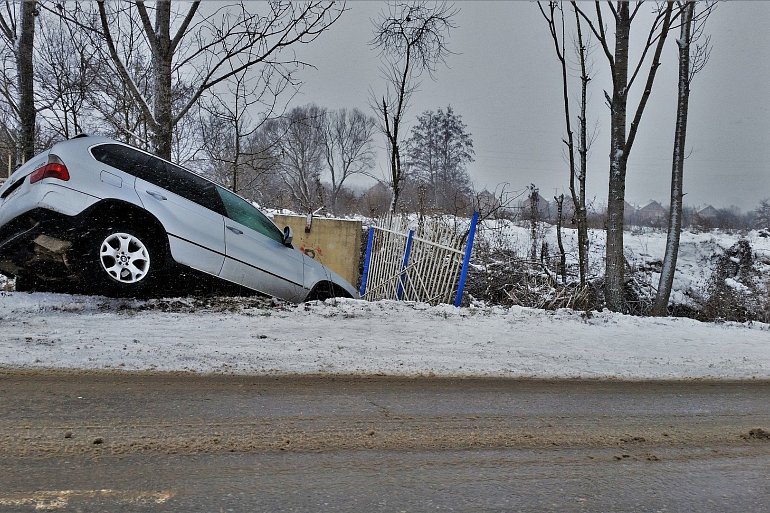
(287, 1, 770, 211)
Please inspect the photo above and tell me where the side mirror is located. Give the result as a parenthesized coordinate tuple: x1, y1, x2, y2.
(283, 226, 293, 246)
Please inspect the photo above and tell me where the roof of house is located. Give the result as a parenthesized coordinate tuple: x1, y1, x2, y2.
(639, 200, 666, 213)
(698, 205, 720, 218)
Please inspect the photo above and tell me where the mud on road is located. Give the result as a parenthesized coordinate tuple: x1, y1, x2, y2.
(1, 373, 770, 512)
(1, 372, 769, 457)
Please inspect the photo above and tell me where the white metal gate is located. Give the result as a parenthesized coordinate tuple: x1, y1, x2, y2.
(359, 213, 479, 306)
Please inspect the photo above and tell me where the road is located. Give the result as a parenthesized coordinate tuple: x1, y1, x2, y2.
(1, 373, 769, 512)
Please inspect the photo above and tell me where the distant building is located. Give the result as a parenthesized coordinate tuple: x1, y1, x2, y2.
(475, 189, 501, 215)
(698, 205, 720, 219)
(623, 201, 638, 223)
(518, 191, 551, 220)
(638, 200, 667, 224)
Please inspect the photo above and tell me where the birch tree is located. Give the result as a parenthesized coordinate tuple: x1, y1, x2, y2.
(370, 1, 457, 213)
(652, 1, 714, 316)
(575, 2, 674, 312)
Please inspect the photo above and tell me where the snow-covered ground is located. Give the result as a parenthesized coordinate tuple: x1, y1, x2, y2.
(474, 222, 770, 307)
(1, 292, 768, 380)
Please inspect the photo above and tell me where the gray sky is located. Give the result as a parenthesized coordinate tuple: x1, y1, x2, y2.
(288, 1, 770, 211)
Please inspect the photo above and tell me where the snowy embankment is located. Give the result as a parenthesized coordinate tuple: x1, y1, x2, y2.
(1, 292, 768, 380)
(475, 222, 770, 308)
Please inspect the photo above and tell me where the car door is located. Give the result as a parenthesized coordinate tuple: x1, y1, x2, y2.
(130, 152, 226, 276)
(215, 186, 306, 301)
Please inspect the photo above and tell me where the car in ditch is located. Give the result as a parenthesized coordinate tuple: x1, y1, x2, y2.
(0, 135, 357, 301)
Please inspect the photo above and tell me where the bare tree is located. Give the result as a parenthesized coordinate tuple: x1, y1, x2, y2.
(95, 1, 343, 161)
(0, 0, 36, 163)
(322, 107, 376, 214)
(529, 184, 540, 261)
(405, 104, 474, 213)
(753, 199, 770, 230)
(653, 1, 715, 316)
(538, 1, 593, 287)
(263, 103, 327, 212)
(370, 1, 457, 213)
(35, 7, 101, 140)
(0, 2, 19, 167)
(75, 4, 156, 148)
(199, 64, 287, 196)
(16, 0, 34, 162)
(575, 2, 674, 311)
(554, 193, 567, 283)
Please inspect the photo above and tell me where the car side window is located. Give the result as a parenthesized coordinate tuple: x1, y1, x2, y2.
(91, 143, 226, 216)
(147, 158, 226, 216)
(216, 187, 284, 244)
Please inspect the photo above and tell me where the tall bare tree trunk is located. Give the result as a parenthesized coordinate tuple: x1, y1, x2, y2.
(602, 2, 672, 312)
(17, 1, 36, 163)
(152, 1, 173, 160)
(529, 185, 539, 261)
(555, 194, 567, 283)
(574, 4, 589, 288)
(653, 1, 695, 316)
(604, 3, 631, 312)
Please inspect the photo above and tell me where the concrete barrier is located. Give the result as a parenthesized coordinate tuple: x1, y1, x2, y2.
(273, 214, 362, 287)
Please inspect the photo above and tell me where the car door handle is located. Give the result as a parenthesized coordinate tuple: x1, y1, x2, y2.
(146, 190, 167, 201)
(227, 226, 243, 235)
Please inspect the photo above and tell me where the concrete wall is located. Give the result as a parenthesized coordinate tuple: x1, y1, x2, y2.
(273, 215, 362, 287)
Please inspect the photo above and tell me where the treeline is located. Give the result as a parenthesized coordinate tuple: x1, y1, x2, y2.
(1, 2, 480, 217)
(513, 195, 770, 232)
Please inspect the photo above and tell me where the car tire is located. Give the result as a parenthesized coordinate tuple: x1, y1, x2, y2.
(306, 281, 351, 302)
(76, 221, 164, 297)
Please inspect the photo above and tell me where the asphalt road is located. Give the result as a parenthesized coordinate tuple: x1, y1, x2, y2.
(1, 373, 769, 512)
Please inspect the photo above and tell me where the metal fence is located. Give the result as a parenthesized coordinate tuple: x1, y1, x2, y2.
(359, 212, 479, 306)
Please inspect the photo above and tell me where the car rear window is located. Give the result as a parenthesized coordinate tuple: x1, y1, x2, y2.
(92, 143, 225, 215)
(91, 144, 149, 176)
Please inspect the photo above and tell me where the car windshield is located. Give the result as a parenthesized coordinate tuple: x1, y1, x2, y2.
(215, 186, 283, 244)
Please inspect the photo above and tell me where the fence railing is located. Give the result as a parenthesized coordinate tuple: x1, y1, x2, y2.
(359, 212, 479, 306)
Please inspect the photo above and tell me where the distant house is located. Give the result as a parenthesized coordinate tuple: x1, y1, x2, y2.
(698, 205, 720, 219)
(518, 192, 551, 220)
(475, 189, 501, 215)
(638, 200, 667, 224)
(362, 182, 393, 216)
(623, 201, 638, 223)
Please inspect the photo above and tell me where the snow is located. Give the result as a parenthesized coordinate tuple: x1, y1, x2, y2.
(1, 292, 768, 380)
(725, 278, 750, 294)
(2, 220, 769, 381)
(474, 223, 770, 308)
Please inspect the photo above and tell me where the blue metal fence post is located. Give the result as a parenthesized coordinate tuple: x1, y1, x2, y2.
(359, 226, 375, 298)
(396, 229, 415, 300)
(454, 211, 480, 307)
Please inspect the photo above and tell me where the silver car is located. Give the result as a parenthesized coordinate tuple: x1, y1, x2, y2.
(0, 135, 357, 301)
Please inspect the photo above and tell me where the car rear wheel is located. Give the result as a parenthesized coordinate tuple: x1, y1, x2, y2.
(77, 222, 164, 297)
